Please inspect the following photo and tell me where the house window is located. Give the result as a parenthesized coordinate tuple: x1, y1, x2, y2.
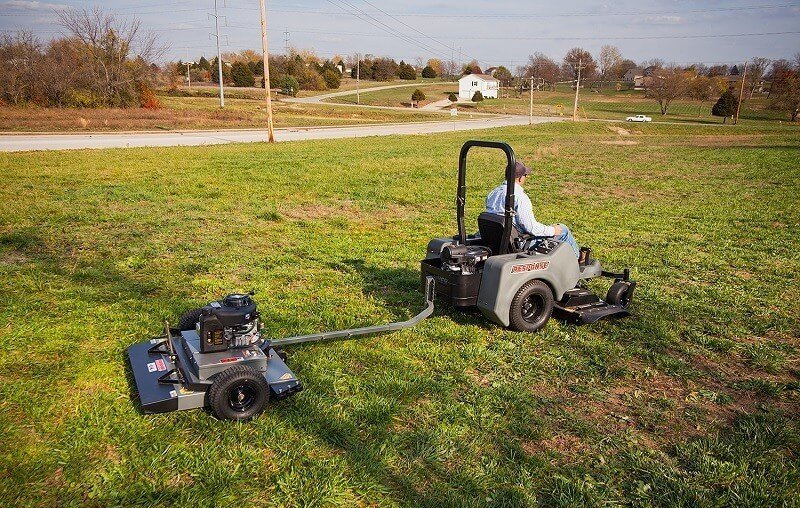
(472, 81, 478, 86)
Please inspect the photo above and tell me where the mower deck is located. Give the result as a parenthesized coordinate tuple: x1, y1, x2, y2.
(128, 331, 302, 414)
(553, 287, 631, 324)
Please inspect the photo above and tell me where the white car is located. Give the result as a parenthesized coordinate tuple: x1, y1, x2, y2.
(626, 114, 652, 122)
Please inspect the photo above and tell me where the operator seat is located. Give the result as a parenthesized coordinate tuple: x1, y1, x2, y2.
(477, 212, 523, 255)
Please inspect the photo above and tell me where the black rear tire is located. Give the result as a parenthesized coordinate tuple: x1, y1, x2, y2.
(177, 307, 204, 331)
(207, 365, 270, 421)
(509, 280, 554, 332)
(606, 282, 632, 308)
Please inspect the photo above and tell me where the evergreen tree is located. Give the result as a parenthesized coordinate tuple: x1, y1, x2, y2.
(411, 88, 426, 106)
(712, 89, 738, 123)
(198, 56, 211, 71)
(472, 91, 484, 102)
(231, 61, 255, 87)
(210, 57, 231, 84)
(421, 65, 437, 78)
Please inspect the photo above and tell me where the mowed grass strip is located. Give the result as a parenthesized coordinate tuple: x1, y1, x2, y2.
(0, 122, 798, 506)
(0, 95, 447, 133)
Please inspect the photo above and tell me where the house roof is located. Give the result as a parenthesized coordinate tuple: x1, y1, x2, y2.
(459, 73, 499, 82)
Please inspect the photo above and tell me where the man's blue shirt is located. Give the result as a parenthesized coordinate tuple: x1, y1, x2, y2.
(485, 182, 555, 237)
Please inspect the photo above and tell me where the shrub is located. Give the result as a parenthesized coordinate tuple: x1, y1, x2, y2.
(411, 88, 426, 106)
(322, 69, 341, 89)
(138, 83, 160, 108)
(472, 91, 484, 102)
(276, 75, 299, 96)
(448, 92, 457, 102)
(421, 65, 437, 78)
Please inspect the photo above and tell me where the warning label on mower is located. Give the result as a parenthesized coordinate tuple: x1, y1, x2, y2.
(511, 261, 550, 274)
(155, 359, 167, 371)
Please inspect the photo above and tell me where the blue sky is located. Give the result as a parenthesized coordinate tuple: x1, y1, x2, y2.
(2, 0, 799, 68)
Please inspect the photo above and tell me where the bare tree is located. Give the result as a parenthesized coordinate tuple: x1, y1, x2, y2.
(688, 75, 714, 115)
(746, 57, 771, 98)
(0, 32, 41, 105)
(562, 48, 597, 81)
(598, 45, 622, 86)
(646, 67, 690, 115)
(526, 52, 560, 88)
(442, 58, 458, 80)
(57, 8, 163, 106)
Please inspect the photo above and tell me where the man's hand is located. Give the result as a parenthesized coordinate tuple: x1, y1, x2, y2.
(552, 224, 563, 236)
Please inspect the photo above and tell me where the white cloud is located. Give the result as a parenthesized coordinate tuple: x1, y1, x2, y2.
(642, 15, 684, 25)
(4, 0, 68, 10)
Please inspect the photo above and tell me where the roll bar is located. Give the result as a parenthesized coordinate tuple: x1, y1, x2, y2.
(457, 140, 517, 254)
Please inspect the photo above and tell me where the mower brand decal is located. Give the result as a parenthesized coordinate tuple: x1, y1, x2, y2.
(219, 357, 241, 363)
(511, 261, 550, 274)
(147, 362, 157, 372)
(279, 373, 295, 381)
(169, 390, 177, 398)
(154, 359, 167, 371)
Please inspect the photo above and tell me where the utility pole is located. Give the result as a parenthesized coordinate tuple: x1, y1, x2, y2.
(735, 60, 748, 125)
(259, 0, 275, 142)
(356, 53, 360, 105)
(210, 0, 225, 108)
(529, 76, 534, 125)
(283, 28, 289, 55)
(572, 58, 585, 122)
(185, 48, 192, 90)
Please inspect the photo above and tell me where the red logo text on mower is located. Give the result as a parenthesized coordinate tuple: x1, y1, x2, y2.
(511, 261, 550, 274)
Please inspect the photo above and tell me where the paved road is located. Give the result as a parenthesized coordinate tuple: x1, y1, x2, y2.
(287, 83, 423, 104)
(0, 115, 558, 152)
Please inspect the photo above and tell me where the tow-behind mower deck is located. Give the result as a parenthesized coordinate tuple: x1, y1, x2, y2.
(128, 278, 435, 420)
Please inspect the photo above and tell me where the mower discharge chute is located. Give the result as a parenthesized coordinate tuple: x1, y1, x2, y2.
(128, 278, 435, 420)
(420, 140, 635, 332)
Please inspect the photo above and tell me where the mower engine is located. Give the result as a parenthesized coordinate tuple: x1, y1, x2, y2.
(198, 293, 262, 353)
(440, 243, 491, 275)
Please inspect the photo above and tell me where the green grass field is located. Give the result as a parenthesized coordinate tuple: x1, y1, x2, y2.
(330, 83, 792, 126)
(327, 82, 459, 107)
(1, 122, 799, 506)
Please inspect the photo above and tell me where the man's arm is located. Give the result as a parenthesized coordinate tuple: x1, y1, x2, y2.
(516, 192, 556, 237)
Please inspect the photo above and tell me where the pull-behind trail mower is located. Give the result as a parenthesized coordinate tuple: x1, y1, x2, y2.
(420, 140, 635, 332)
(128, 278, 435, 420)
(128, 140, 634, 421)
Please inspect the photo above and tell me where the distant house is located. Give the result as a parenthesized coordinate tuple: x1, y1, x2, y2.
(623, 68, 645, 89)
(458, 73, 499, 99)
(484, 66, 498, 76)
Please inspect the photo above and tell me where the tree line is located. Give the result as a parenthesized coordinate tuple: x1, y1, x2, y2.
(0, 9, 161, 108)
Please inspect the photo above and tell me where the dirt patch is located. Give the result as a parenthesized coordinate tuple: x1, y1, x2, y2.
(522, 433, 588, 456)
(467, 369, 490, 388)
(600, 140, 639, 145)
(606, 125, 631, 136)
(531, 144, 561, 159)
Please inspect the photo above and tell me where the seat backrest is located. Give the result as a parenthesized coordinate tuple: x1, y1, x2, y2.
(477, 212, 519, 255)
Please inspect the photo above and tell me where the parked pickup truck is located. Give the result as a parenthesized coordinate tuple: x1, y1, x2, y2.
(626, 114, 652, 122)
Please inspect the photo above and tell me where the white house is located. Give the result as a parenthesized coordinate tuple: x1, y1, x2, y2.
(458, 73, 499, 100)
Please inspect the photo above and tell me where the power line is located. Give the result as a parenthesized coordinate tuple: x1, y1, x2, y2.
(324, 0, 449, 61)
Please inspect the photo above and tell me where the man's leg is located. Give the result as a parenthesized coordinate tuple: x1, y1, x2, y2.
(556, 223, 580, 257)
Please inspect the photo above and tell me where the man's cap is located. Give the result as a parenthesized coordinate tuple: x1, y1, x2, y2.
(514, 161, 531, 178)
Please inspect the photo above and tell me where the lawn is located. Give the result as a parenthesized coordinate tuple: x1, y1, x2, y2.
(327, 82, 459, 107)
(462, 87, 790, 126)
(0, 122, 798, 506)
(0, 92, 446, 132)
